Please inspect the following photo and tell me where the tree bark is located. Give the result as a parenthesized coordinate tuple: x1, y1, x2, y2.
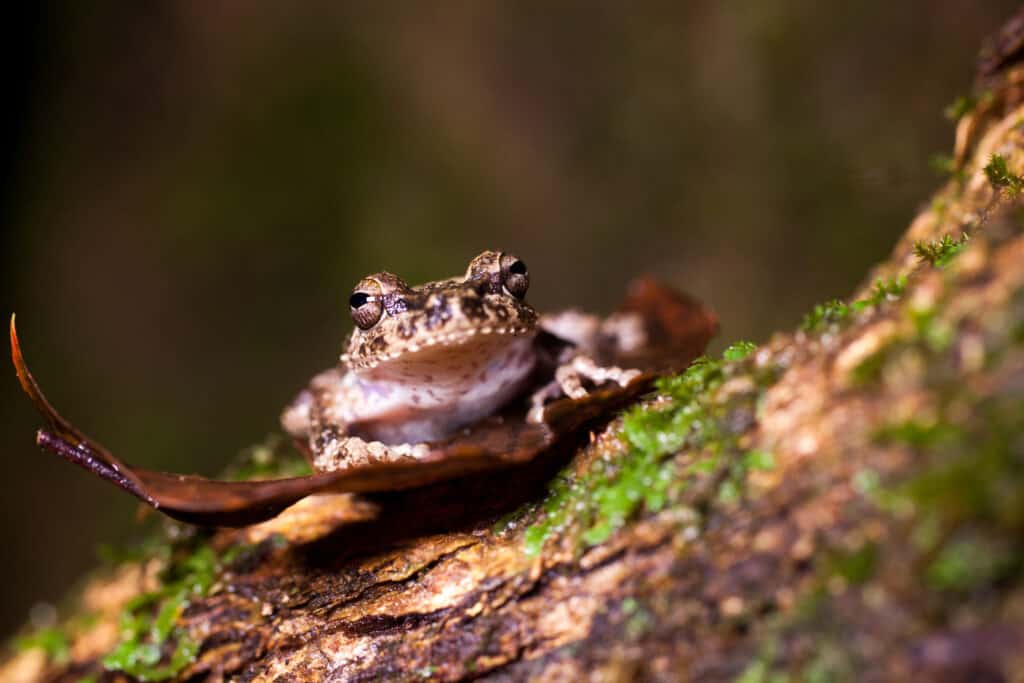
(7, 31, 1024, 683)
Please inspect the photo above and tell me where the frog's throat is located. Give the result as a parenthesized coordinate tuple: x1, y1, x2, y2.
(339, 334, 539, 444)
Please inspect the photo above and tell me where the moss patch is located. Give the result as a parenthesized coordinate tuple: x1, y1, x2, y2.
(944, 92, 989, 121)
(913, 232, 970, 268)
(99, 537, 217, 681)
(801, 300, 851, 332)
(13, 627, 70, 665)
(521, 341, 769, 556)
(984, 153, 1024, 196)
(225, 433, 312, 481)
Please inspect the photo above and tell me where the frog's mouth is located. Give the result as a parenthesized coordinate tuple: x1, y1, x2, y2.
(347, 322, 537, 376)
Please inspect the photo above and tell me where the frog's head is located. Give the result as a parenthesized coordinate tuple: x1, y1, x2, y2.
(341, 251, 539, 376)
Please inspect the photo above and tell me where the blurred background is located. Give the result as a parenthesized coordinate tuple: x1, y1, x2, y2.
(0, 1, 1018, 638)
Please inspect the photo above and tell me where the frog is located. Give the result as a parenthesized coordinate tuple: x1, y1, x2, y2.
(10, 251, 717, 526)
(280, 250, 643, 472)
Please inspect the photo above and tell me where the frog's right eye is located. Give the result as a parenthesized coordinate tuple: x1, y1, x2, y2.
(349, 280, 384, 329)
(499, 253, 529, 299)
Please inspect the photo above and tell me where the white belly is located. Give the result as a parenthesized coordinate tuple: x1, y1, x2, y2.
(330, 335, 538, 444)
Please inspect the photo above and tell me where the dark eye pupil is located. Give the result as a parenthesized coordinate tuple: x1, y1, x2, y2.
(349, 292, 370, 309)
(509, 260, 527, 275)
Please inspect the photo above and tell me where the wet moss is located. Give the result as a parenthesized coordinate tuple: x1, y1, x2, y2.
(13, 627, 70, 665)
(826, 542, 877, 585)
(926, 536, 1017, 592)
(723, 341, 757, 362)
(913, 232, 970, 268)
(99, 538, 217, 681)
(522, 341, 770, 556)
(853, 275, 907, 312)
(86, 524, 271, 682)
(943, 92, 988, 121)
(801, 275, 908, 338)
(801, 300, 850, 332)
(929, 152, 958, 178)
(225, 433, 312, 481)
(848, 342, 897, 386)
(984, 153, 1024, 196)
(619, 597, 653, 640)
(735, 226, 1024, 679)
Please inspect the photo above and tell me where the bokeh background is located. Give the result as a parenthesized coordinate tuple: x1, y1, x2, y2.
(1, 1, 1018, 638)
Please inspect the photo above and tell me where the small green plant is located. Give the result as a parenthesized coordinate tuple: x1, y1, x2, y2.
(100, 540, 225, 681)
(226, 433, 312, 481)
(523, 342, 765, 555)
(984, 153, 1024, 196)
(801, 275, 909, 337)
(943, 93, 987, 121)
(802, 300, 851, 332)
(929, 153, 956, 176)
(14, 627, 70, 664)
(852, 275, 907, 312)
(723, 340, 757, 362)
(913, 233, 969, 268)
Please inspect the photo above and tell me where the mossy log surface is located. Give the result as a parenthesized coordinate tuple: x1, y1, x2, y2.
(8, 51, 1024, 683)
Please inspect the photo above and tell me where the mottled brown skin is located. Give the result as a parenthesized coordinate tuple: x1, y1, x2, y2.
(282, 250, 644, 472)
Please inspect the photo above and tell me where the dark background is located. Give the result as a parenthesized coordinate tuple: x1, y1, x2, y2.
(1, 2, 1017, 638)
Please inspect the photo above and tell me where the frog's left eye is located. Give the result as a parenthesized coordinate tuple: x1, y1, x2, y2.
(349, 279, 384, 329)
(500, 254, 529, 299)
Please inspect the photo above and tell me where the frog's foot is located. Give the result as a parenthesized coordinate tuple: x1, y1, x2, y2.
(557, 354, 643, 397)
(528, 354, 642, 422)
(312, 431, 431, 473)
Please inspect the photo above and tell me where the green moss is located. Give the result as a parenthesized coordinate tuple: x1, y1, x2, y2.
(872, 395, 1024, 600)
(873, 418, 960, 449)
(97, 534, 251, 681)
(723, 341, 757, 362)
(620, 597, 653, 639)
(943, 92, 989, 121)
(913, 233, 969, 268)
(734, 641, 788, 683)
(14, 627, 70, 664)
(97, 533, 169, 567)
(926, 537, 1016, 592)
(827, 542, 877, 585)
(851, 468, 881, 497)
(984, 153, 1024, 196)
(848, 344, 893, 386)
(226, 433, 312, 481)
(801, 276, 908, 338)
(101, 548, 211, 680)
(523, 342, 770, 556)
(909, 307, 955, 353)
(852, 275, 907, 312)
(801, 642, 856, 683)
(801, 300, 850, 332)
(928, 153, 955, 176)
(743, 449, 776, 471)
(491, 501, 538, 536)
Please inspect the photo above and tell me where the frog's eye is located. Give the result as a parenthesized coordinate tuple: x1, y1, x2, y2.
(349, 280, 384, 329)
(500, 254, 529, 299)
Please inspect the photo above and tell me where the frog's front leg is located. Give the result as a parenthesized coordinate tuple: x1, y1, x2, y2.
(556, 354, 643, 398)
(528, 353, 642, 422)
